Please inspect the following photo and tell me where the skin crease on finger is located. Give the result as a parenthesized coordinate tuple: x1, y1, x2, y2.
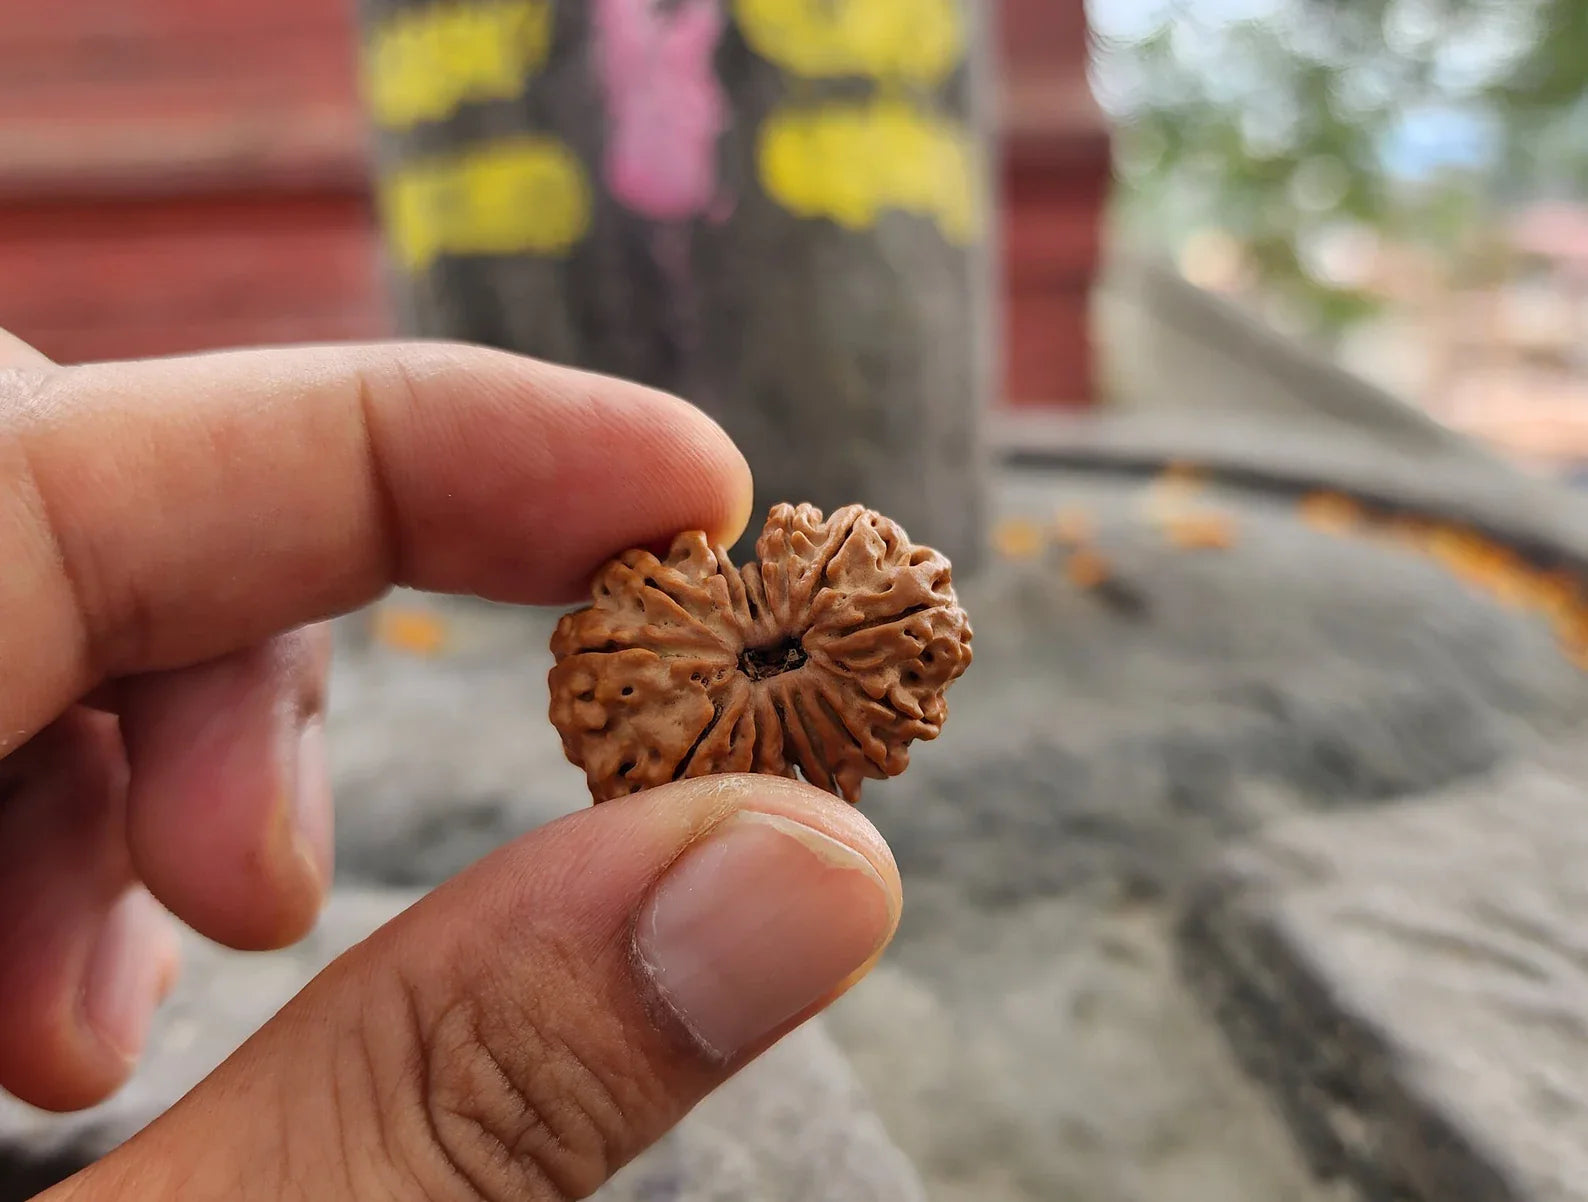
(37, 774, 901, 1202)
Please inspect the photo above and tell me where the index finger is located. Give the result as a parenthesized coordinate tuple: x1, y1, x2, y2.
(0, 341, 753, 749)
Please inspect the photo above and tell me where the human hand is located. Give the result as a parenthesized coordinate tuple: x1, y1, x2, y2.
(0, 330, 901, 1199)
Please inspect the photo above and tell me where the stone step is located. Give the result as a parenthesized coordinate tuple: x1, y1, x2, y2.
(1180, 752, 1588, 1202)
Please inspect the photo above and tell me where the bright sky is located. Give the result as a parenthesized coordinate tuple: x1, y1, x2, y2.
(1087, 0, 1283, 43)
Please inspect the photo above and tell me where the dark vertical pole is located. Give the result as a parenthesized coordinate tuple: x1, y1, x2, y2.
(355, 0, 994, 570)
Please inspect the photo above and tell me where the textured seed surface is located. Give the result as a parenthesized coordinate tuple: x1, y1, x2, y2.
(548, 503, 974, 803)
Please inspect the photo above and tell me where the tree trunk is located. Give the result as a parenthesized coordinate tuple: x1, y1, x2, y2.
(355, 0, 994, 570)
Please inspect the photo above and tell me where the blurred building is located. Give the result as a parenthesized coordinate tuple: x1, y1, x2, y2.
(1330, 201, 1588, 477)
(1431, 203, 1588, 476)
(1165, 200, 1588, 481)
(997, 0, 1110, 409)
(0, 0, 387, 362)
(0, 0, 1107, 410)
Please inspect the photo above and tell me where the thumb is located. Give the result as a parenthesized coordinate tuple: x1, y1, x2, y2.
(44, 776, 900, 1202)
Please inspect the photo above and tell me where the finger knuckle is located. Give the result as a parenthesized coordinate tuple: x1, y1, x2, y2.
(263, 625, 331, 718)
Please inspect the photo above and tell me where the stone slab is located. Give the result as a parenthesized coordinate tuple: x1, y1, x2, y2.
(315, 469, 1588, 1202)
(992, 409, 1588, 573)
(993, 252, 1588, 574)
(1181, 755, 1588, 1202)
(825, 900, 1350, 1202)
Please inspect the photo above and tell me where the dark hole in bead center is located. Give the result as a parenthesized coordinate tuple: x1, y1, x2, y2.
(739, 637, 808, 681)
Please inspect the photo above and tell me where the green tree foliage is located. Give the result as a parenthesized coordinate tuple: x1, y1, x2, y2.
(1095, 0, 1587, 341)
(1490, 0, 1588, 195)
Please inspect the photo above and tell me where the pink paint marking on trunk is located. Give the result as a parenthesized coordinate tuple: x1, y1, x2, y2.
(592, 0, 729, 223)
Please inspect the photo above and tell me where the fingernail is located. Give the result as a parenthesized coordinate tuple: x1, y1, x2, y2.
(635, 810, 895, 1060)
(82, 888, 168, 1062)
(291, 718, 334, 892)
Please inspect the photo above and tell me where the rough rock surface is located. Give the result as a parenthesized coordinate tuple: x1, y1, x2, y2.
(330, 473, 1588, 894)
(1181, 752, 1588, 1202)
(828, 474, 1587, 1202)
(0, 890, 924, 1202)
(825, 905, 1354, 1202)
(321, 469, 1588, 1202)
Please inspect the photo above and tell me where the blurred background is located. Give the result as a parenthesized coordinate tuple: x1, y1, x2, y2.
(1, 0, 1584, 475)
(1096, 0, 1588, 479)
(4, 5, 1588, 1202)
(0, 0, 1102, 408)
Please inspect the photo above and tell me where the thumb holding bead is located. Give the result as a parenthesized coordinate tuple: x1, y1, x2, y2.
(39, 775, 899, 1202)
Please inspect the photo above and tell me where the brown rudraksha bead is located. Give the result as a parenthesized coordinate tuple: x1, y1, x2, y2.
(548, 503, 973, 804)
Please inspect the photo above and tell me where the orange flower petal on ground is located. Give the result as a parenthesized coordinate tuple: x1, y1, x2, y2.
(372, 605, 449, 657)
(1052, 507, 1094, 547)
(1158, 461, 1206, 488)
(993, 518, 1046, 561)
(1065, 547, 1113, 590)
(1298, 491, 1364, 534)
(1162, 511, 1238, 551)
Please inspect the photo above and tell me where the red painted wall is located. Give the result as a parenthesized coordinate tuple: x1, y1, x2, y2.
(0, 0, 1107, 406)
(0, 0, 389, 362)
